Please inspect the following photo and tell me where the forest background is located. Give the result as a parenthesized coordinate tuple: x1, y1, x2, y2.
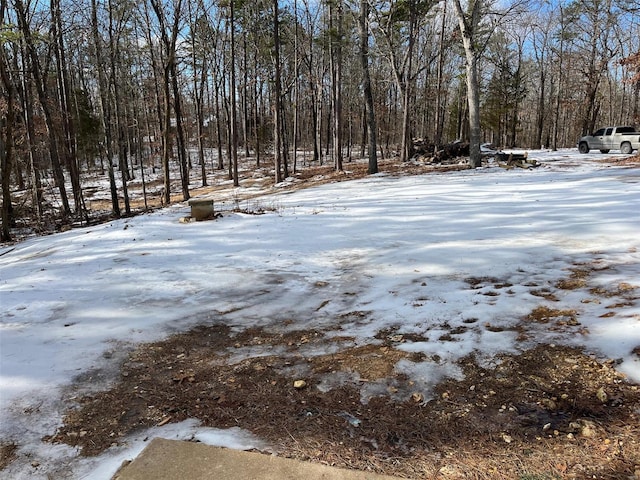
(1, 0, 640, 242)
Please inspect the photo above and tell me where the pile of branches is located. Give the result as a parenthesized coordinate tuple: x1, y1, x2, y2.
(411, 138, 471, 164)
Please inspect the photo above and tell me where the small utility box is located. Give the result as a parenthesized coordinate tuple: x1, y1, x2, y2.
(188, 199, 214, 221)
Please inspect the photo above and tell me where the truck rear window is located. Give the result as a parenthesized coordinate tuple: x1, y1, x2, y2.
(617, 126, 636, 134)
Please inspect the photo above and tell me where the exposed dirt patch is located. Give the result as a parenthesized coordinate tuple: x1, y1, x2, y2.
(525, 306, 579, 325)
(555, 267, 591, 290)
(590, 282, 638, 299)
(46, 329, 640, 479)
(310, 344, 421, 380)
(464, 276, 502, 289)
(529, 288, 560, 302)
(596, 155, 640, 167)
(0, 443, 17, 471)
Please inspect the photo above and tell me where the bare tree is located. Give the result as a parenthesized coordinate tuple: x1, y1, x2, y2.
(452, 0, 484, 167)
(328, 0, 343, 171)
(229, 0, 239, 186)
(551, 3, 569, 150)
(566, 0, 620, 135)
(273, 0, 284, 183)
(16, 38, 43, 221)
(530, 11, 553, 149)
(150, 0, 190, 202)
(91, 0, 121, 216)
(187, 3, 210, 187)
(434, 0, 450, 147)
(374, 0, 434, 163)
(51, 0, 85, 218)
(1, 0, 15, 241)
(14, 0, 71, 214)
(453, 0, 524, 166)
(359, 0, 377, 173)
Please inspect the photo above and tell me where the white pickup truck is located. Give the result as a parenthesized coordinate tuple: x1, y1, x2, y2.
(578, 126, 640, 154)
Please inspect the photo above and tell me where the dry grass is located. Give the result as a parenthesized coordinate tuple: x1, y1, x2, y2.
(77, 157, 470, 219)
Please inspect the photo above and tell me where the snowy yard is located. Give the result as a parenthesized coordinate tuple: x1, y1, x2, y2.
(1, 150, 639, 479)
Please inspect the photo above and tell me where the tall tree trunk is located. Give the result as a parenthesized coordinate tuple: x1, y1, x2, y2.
(14, 0, 71, 215)
(229, 0, 239, 187)
(0, 28, 15, 241)
(281, 100, 290, 178)
(141, 3, 164, 172)
(359, 0, 377, 174)
(160, 62, 172, 205)
(360, 106, 366, 158)
(314, 79, 323, 164)
(552, 7, 566, 151)
(509, 52, 523, 147)
(196, 72, 208, 187)
(305, 2, 321, 164)
(222, 72, 233, 180)
(253, 47, 261, 167)
(399, 7, 417, 164)
(108, 0, 131, 214)
(435, 0, 447, 147)
(17, 44, 43, 220)
(536, 68, 546, 149)
(91, 0, 120, 216)
(171, 61, 190, 199)
(461, 49, 481, 166)
(135, 87, 150, 210)
(214, 77, 224, 170)
(150, 0, 184, 203)
(453, 0, 482, 168)
(187, 2, 208, 187)
(292, 0, 299, 173)
(52, 0, 85, 219)
(633, 81, 639, 125)
(273, 0, 283, 183)
(0, 126, 12, 241)
(329, 0, 343, 171)
(242, 32, 250, 159)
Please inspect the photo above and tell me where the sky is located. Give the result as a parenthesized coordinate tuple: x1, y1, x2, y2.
(1, 148, 639, 479)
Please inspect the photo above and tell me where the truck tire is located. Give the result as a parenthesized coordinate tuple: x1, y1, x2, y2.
(621, 142, 632, 154)
(599, 149, 610, 153)
(578, 142, 590, 154)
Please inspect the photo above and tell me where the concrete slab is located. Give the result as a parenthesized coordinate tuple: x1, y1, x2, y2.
(113, 438, 403, 480)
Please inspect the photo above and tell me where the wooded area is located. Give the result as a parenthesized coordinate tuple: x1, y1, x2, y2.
(1, 0, 640, 241)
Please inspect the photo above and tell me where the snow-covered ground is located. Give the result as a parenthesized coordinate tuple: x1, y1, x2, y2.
(1, 149, 639, 479)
